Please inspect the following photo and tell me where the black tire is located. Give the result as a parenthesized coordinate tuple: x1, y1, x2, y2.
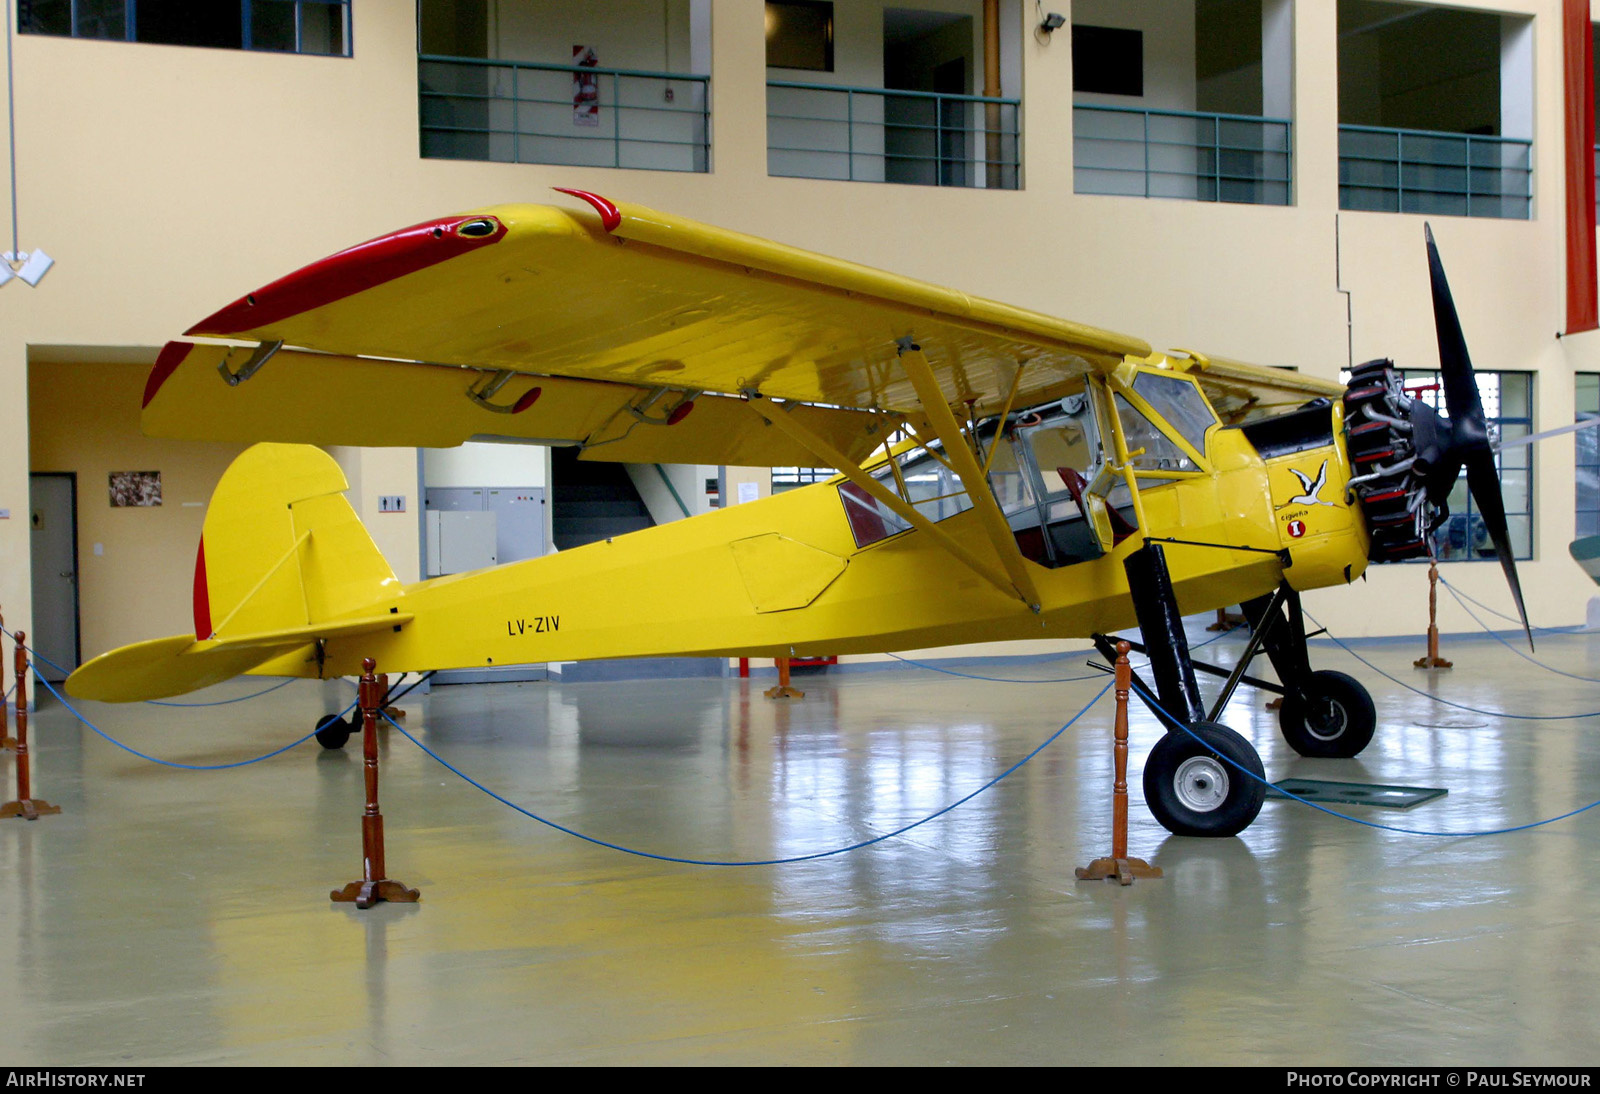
(1278, 670, 1375, 758)
(315, 712, 354, 751)
(1142, 722, 1266, 838)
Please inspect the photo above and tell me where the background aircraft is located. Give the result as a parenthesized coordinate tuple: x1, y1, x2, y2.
(67, 194, 1527, 838)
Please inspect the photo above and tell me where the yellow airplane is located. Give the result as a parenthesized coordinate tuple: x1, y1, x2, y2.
(66, 193, 1525, 838)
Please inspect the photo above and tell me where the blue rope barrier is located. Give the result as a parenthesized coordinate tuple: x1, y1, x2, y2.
(884, 652, 1105, 683)
(1437, 577, 1587, 635)
(29, 668, 337, 771)
(1129, 680, 1600, 838)
(1437, 582, 1600, 684)
(146, 677, 298, 707)
(1300, 610, 1600, 720)
(383, 680, 1115, 866)
(880, 623, 1234, 684)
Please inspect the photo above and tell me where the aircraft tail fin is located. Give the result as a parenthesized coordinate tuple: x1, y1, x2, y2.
(67, 444, 407, 702)
(191, 442, 397, 641)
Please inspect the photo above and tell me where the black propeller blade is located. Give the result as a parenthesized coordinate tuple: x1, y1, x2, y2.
(1423, 224, 1533, 650)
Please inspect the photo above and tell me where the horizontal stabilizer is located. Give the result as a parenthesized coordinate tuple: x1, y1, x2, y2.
(66, 610, 414, 702)
(66, 634, 307, 702)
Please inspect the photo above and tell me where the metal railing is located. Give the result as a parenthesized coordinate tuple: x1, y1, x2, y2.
(1339, 125, 1530, 220)
(767, 81, 1020, 189)
(1073, 105, 1292, 205)
(418, 55, 710, 173)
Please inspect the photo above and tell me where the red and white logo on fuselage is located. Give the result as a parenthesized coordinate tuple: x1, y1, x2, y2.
(1286, 519, 1307, 539)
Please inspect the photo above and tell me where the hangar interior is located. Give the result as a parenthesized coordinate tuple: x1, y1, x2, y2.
(2, 0, 1600, 1066)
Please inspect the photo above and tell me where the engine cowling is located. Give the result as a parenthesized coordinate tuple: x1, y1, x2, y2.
(1341, 358, 1433, 564)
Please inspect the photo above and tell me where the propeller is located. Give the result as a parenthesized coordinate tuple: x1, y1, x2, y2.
(1416, 224, 1533, 649)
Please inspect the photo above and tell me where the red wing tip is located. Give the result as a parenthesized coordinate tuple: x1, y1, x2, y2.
(554, 188, 622, 232)
(184, 214, 508, 335)
(144, 341, 195, 408)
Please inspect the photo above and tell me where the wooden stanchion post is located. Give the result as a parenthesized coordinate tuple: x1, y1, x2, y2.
(1076, 641, 1160, 885)
(1414, 563, 1453, 669)
(764, 655, 804, 699)
(0, 607, 16, 751)
(331, 658, 419, 909)
(1, 633, 59, 820)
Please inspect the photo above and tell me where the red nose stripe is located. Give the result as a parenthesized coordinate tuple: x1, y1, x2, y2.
(185, 214, 507, 336)
(144, 341, 194, 408)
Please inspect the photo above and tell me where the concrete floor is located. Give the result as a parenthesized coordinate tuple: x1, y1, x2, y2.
(2, 623, 1599, 1066)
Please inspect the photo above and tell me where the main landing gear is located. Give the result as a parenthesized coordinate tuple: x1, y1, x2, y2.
(1093, 543, 1376, 837)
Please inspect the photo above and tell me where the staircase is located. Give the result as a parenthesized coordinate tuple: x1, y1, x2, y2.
(550, 448, 654, 549)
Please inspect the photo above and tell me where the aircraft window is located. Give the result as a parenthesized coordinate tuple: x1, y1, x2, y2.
(839, 446, 975, 548)
(839, 482, 911, 547)
(1023, 394, 1103, 497)
(1113, 394, 1196, 472)
(985, 436, 1038, 516)
(1131, 372, 1216, 456)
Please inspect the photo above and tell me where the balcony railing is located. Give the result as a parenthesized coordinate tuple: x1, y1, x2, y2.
(767, 82, 1020, 189)
(1339, 125, 1530, 220)
(1073, 105, 1292, 205)
(419, 55, 709, 173)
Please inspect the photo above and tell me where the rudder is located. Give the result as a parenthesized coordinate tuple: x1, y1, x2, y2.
(194, 443, 397, 640)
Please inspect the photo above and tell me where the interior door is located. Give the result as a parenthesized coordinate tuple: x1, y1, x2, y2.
(28, 473, 80, 682)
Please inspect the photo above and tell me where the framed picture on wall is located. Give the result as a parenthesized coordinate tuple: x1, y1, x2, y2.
(109, 471, 162, 507)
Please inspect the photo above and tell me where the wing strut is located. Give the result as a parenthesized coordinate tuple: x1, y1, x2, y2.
(898, 343, 1042, 611)
(745, 398, 1026, 605)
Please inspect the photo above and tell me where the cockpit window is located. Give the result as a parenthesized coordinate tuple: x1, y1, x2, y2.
(1113, 393, 1197, 472)
(1130, 372, 1216, 458)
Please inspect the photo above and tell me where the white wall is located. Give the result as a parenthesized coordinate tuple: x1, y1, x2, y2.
(424, 441, 550, 489)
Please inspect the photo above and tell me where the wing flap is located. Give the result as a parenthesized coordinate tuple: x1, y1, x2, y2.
(144, 342, 893, 467)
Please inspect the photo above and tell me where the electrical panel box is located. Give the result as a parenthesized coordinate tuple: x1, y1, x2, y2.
(425, 510, 498, 577)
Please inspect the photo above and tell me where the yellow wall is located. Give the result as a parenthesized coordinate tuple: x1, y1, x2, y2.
(0, 0, 1592, 661)
(26, 360, 246, 657)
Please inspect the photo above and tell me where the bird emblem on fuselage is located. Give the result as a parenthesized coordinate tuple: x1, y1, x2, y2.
(1276, 460, 1336, 510)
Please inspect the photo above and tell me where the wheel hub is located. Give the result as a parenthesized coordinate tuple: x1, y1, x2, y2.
(1307, 699, 1349, 742)
(1173, 754, 1230, 813)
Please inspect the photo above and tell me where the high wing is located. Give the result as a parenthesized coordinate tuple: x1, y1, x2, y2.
(144, 191, 1341, 460)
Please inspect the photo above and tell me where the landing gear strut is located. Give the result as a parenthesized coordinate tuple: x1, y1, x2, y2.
(1096, 545, 1377, 837)
(1097, 543, 1266, 838)
(1240, 588, 1375, 759)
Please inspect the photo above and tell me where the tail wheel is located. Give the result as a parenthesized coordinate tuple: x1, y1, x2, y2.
(1278, 670, 1376, 758)
(315, 712, 355, 750)
(1142, 722, 1266, 838)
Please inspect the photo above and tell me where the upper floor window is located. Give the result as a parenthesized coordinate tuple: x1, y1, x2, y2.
(1336, 1, 1532, 219)
(18, 1, 351, 57)
(1576, 374, 1600, 538)
(1071, 1, 1294, 207)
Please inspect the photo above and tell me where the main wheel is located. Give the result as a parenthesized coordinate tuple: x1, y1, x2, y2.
(314, 712, 354, 750)
(1142, 722, 1266, 837)
(1277, 670, 1375, 758)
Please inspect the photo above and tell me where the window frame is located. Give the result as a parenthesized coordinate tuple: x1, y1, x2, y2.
(17, 0, 353, 58)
